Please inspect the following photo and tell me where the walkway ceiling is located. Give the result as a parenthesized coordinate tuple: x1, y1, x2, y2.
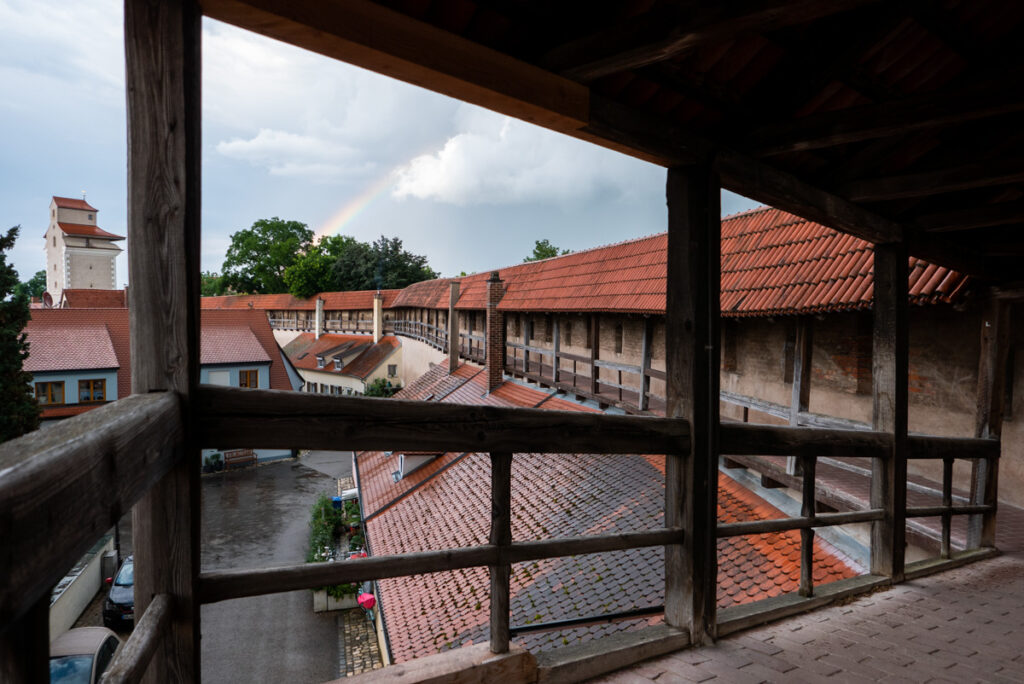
(201, 0, 1024, 281)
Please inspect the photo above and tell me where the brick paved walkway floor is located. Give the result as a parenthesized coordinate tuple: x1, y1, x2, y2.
(597, 500, 1024, 683)
(337, 608, 383, 677)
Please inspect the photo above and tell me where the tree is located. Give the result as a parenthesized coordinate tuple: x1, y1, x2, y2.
(14, 270, 46, 300)
(329, 235, 438, 292)
(284, 235, 363, 298)
(221, 218, 314, 294)
(364, 377, 400, 397)
(200, 271, 227, 297)
(1, 227, 41, 442)
(524, 239, 570, 262)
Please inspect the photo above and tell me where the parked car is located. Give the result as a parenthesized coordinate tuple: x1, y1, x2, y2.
(49, 626, 122, 683)
(102, 555, 134, 629)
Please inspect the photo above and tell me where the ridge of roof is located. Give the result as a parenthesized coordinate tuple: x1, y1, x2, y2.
(53, 196, 98, 212)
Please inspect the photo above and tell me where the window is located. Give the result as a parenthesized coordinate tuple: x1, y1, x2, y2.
(87, 213, 94, 220)
(239, 369, 258, 388)
(388, 364, 398, 377)
(36, 381, 65, 405)
(316, 356, 325, 368)
(52, 236, 56, 247)
(78, 379, 106, 403)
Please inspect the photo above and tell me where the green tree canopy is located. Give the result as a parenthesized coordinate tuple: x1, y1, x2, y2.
(14, 269, 46, 300)
(363, 377, 400, 397)
(524, 239, 570, 262)
(200, 271, 227, 297)
(221, 218, 313, 294)
(1, 227, 41, 442)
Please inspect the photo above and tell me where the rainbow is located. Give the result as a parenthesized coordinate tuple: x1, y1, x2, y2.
(313, 171, 396, 241)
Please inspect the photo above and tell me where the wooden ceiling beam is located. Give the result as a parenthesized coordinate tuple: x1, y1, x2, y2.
(747, 85, 1024, 156)
(541, 0, 881, 83)
(917, 200, 1024, 233)
(839, 157, 1024, 202)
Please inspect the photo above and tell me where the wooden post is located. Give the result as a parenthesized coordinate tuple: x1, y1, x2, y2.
(125, 0, 202, 681)
(590, 315, 600, 396)
(870, 243, 908, 582)
(448, 281, 460, 374)
(639, 317, 654, 411)
(552, 318, 560, 384)
(941, 457, 953, 559)
(665, 162, 720, 645)
(522, 316, 530, 376)
(968, 295, 1011, 547)
(799, 454, 816, 597)
(787, 318, 813, 475)
(0, 595, 48, 682)
(489, 451, 513, 653)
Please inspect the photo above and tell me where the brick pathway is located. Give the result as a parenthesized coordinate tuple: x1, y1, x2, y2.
(595, 497, 1024, 683)
(337, 608, 383, 677)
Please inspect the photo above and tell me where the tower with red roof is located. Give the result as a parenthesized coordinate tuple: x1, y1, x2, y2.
(44, 195, 124, 303)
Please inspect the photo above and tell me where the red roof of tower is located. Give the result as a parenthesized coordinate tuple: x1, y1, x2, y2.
(52, 196, 98, 212)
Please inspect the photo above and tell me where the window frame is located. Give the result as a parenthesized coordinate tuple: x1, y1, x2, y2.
(78, 378, 107, 403)
(239, 369, 259, 388)
(35, 381, 65, 406)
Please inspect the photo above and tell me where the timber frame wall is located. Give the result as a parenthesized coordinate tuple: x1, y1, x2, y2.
(0, 1, 1007, 682)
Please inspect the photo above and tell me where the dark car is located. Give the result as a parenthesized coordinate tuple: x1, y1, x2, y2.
(102, 556, 133, 629)
(49, 627, 122, 683)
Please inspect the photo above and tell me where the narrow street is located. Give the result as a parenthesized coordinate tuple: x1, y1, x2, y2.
(201, 458, 340, 683)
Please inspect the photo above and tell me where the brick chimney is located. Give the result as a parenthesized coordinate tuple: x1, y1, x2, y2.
(448, 280, 460, 374)
(373, 292, 383, 344)
(314, 297, 324, 340)
(485, 271, 505, 393)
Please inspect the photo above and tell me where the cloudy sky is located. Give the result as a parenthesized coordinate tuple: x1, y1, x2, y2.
(0, 1, 759, 286)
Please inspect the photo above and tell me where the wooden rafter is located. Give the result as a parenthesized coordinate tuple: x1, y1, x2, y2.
(917, 199, 1024, 233)
(840, 156, 1024, 202)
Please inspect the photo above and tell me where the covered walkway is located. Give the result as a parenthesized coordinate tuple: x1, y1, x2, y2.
(599, 509, 1024, 683)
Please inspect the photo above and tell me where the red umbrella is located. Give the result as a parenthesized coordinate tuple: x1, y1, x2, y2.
(358, 593, 376, 610)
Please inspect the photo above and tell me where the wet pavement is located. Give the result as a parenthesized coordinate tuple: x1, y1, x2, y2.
(301, 450, 354, 482)
(201, 459, 340, 683)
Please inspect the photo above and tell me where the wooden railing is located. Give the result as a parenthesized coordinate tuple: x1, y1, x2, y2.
(0, 385, 1000, 681)
(390, 319, 448, 350)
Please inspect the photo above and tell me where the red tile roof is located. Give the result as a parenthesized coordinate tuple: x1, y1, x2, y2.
(200, 289, 400, 311)
(57, 222, 124, 240)
(200, 326, 272, 365)
(25, 308, 293, 418)
(282, 333, 400, 380)
(356, 365, 860, 661)
(53, 196, 98, 212)
(61, 289, 127, 308)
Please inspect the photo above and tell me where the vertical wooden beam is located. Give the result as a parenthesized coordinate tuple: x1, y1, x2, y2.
(589, 315, 600, 395)
(799, 455, 816, 597)
(787, 318, 814, 475)
(489, 451, 513, 654)
(665, 162, 720, 645)
(125, 0, 201, 681)
(0, 595, 48, 682)
(448, 281, 460, 374)
(639, 317, 654, 411)
(522, 315, 530, 375)
(552, 318, 560, 384)
(968, 295, 1011, 547)
(870, 243, 908, 582)
(941, 457, 953, 559)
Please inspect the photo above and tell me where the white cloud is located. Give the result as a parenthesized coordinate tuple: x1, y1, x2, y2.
(391, 114, 662, 206)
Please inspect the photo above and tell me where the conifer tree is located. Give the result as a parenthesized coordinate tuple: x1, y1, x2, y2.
(0, 226, 40, 441)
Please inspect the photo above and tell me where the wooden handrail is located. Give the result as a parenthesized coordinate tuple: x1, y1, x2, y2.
(0, 393, 182, 627)
(195, 385, 689, 454)
(717, 510, 883, 538)
(100, 593, 172, 684)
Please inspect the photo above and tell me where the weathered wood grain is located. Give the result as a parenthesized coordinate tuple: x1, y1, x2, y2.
(101, 593, 172, 684)
(489, 452, 512, 654)
(0, 393, 182, 628)
(195, 385, 690, 454)
(717, 510, 882, 538)
(720, 422, 889, 458)
(0, 596, 47, 683)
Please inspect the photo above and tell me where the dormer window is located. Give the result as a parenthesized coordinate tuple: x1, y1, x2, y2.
(392, 451, 443, 482)
(333, 357, 342, 371)
(316, 355, 325, 368)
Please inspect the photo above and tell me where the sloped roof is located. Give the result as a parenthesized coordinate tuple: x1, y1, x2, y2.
(61, 289, 127, 308)
(53, 196, 97, 212)
(200, 310, 293, 390)
(357, 365, 860, 661)
(24, 324, 119, 372)
(201, 289, 401, 311)
(200, 326, 272, 365)
(57, 223, 124, 240)
(283, 333, 400, 380)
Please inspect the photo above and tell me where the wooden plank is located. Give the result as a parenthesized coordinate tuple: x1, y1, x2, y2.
(799, 455, 816, 597)
(717, 510, 882, 537)
(639, 317, 654, 411)
(0, 393, 182, 628)
(535, 625, 688, 684)
(720, 422, 890, 458)
(489, 452, 512, 654)
(589, 315, 600, 395)
(970, 295, 1011, 548)
(664, 163, 720, 645)
(339, 642, 536, 684)
(905, 505, 992, 518)
(448, 281, 460, 373)
(0, 596, 47, 683)
(125, 0, 203, 679)
(918, 199, 1024, 233)
(787, 318, 813, 475)
(594, 358, 643, 374)
(195, 386, 689, 454)
(552, 317, 560, 384)
(941, 457, 953, 559)
(870, 243, 909, 582)
(543, 0, 877, 82)
(101, 594, 172, 684)
(503, 528, 683, 564)
(841, 156, 1024, 202)
(903, 548, 1001, 582)
(749, 83, 1024, 156)
(201, 0, 589, 132)
(907, 434, 1000, 460)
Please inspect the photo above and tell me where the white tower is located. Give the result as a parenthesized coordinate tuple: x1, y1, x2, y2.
(44, 196, 124, 303)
